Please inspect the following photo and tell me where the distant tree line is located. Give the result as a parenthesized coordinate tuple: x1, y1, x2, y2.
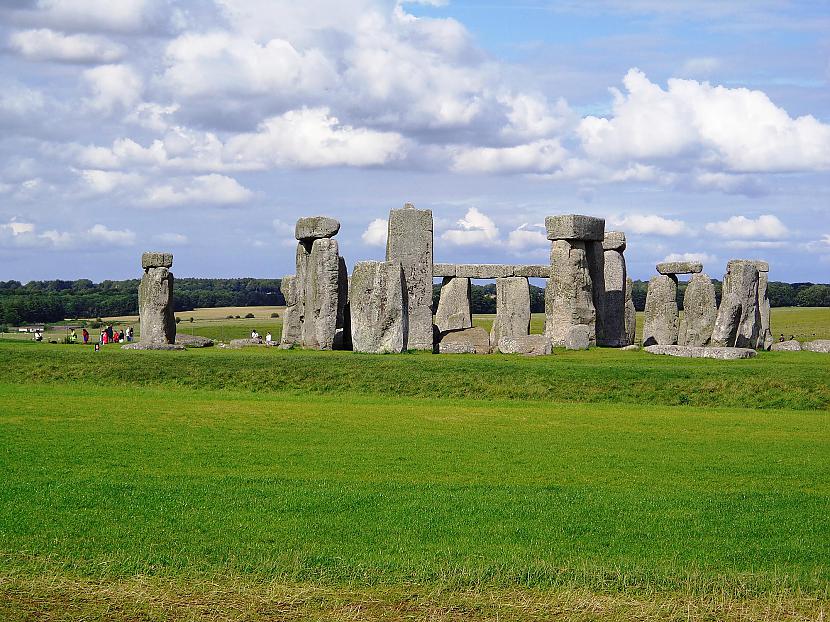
(1, 277, 828, 325)
(0, 278, 284, 325)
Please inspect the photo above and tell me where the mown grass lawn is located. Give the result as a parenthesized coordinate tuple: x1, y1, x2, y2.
(0, 342, 828, 620)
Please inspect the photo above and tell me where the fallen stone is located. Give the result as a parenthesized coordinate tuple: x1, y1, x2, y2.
(642, 274, 678, 346)
(711, 260, 760, 348)
(679, 273, 717, 347)
(644, 345, 757, 360)
(545, 214, 605, 241)
(565, 325, 591, 350)
(141, 252, 173, 269)
(349, 260, 407, 354)
(386, 204, 434, 351)
(175, 334, 214, 348)
(544, 240, 595, 346)
(229, 338, 264, 347)
(770, 339, 801, 351)
(302, 238, 340, 350)
(438, 341, 477, 354)
(498, 334, 552, 356)
(656, 261, 703, 275)
(295, 216, 340, 241)
(438, 326, 490, 354)
(625, 276, 636, 346)
(121, 343, 185, 351)
(455, 264, 516, 279)
(435, 277, 472, 333)
(602, 231, 626, 252)
(139, 264, 176, 345)
(433, 263, 456, 277)
(490, 277, 530, 345)
(803, 340, 830, 353)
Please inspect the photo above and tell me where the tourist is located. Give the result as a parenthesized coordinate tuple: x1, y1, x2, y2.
(33, 330, 42, 342)
(118, 329, 125, 343)
(106, 325, 114, 342)
(69, 329, 77, 343)
(101, 330, 108, 345)
(94, 343, 100, 352)
(265, 331, 272, 344)
(126, 327, 133, 342)
(251, 329, 259, 340)
(82, 328, 89, 344)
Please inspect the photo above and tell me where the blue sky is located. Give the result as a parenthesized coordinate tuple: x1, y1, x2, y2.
(0, 0, 828, 283)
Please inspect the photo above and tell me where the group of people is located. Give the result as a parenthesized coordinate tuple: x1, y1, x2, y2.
(251, 329, 274, 344)
(97, 325, 133, 345)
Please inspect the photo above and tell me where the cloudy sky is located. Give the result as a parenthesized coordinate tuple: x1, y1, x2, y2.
(1, 0, 828, 283)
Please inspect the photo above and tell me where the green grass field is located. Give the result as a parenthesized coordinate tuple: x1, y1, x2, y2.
(1, 310, 828, 621)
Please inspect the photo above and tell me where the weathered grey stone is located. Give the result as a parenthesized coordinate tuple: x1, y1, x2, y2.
(756, 269, 772, 350)
(229, 338, 264, 348)
(435, 277, 472, 333)
(279, 275, 302, 347)
(602, 231, 626, 252)
(301, 238, 340, 350)
(679, 273, 717, 347)
(139, 265, 176, 345)
(656, 261, 703, 275)
(433, 263, 456, 277)
(175, 334, 214, 347)
(122, 343, 185, 351)
(599, 247, 627, 346)
(586, 240, 606, 346)
(292, 242, 311, 344)
(625, 276, 636, 346)
(455, 264, 516, 279)
(386, 204, 433, 350)
(498, 334, 552, 356)
(711, 260, 760, 348)
(513, 265, 550, 278)
(642, 274, 678, 346)
(438, 326, 490, 354)
(644, 345, 757, 360)
(753, 260, 770, 273)
(564, 325, 591, 350)
(803, 339, 830, 353)
(544, 240, 595, 346)
(545, 214, 605, 241)
(771, 339, 801, 351)
(294, 216, 340, 241)
(141, 252, 173, 269)
(490, 277, 530, 345)
(349, 260, 407, 354)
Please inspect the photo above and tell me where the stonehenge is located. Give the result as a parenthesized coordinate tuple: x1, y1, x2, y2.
(679, 273, 717, 347)
(644, 345, 757, 360)
(643, 274, 678, 346)
(435, 277, 472, 332)
(349, 261, 407, 354)
(598, 231, 628, 347)
(711, 260, 761, 348)
(490, 277, 531, 345)
(624, 276, 636, 346)
(138, 251, 176, 345)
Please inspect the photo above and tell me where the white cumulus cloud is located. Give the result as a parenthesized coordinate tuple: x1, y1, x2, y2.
(663, 252, 716, 264)
(9, 29, 126, 63)
(441, 207, 500, 246)
(506, 223, 547, 250)
(704, 214, 788, 239)
(610, 214, 688, 236)
(86, 223, 135, 246)
(361, 218, 388, 246)
(83, 64, 143, 113)
(140, 174, 254, 208)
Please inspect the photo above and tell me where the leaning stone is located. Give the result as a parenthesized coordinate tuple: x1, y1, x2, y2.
(175, 334, 214, 348)
(771, 339, 801, 351)
(602, 231, 626, 252)
(679, 273, 717, 347)
(544, 240, 595, 346)
(141, 252, 173, 269)
(498, 335, 552, 356)
(803, 340, 830, 353)
(139, 265, 176, 345)
(565, 325, 591, 350)
(598, 245, 627, 346)
(386, 204, 434, 351)
(438, 327, 490, 354)
(349, 260, 407, 354)
(513, 265, 550, 278)
(711, 260, 760, 348)
(545, 214, 605, 241)
(433, 263, 457, 277)
(643, 274, 678, 346)
(302, 238, 340, 350)
(644, 345, 757, 360)
(490, 277, 530, 345)
(435, 277, 472, 333)
(656, 261, 703, 275)
(624, 276, 636, 346)
(121, 343, 185, 351)
(455, 264, 516, 279)
(295, 216, 340, 241)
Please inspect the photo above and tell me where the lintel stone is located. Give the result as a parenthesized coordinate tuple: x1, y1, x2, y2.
(656, 261, 703, 275)
(142, 252, 173, 269)
(545, 214, 605, 241)
(433, 263, 456, 277)
(602, 231, 626, 252)
(295, 216, 340, 241)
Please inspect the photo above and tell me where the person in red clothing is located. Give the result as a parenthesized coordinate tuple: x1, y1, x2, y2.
(82, 328, 89, 344)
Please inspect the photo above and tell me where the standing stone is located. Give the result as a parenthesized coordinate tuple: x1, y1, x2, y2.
(624, 276, 636, 346)
(386, 203, 434, 351)
(586, 241, 607, 345)
(490, 277, 530, 345)
(301, 238, 340, 350)
(279, 275, 301, 346)
(754, 261, 772, 350)
(294, 241, 312, 337)
(349, 261, 407, 354)
(598, 232, 627, 347)
(679, 273, 717, 347)
(544, 240, 595, 346)
(138, 252, 176, 345)
(435, 277, 472, 333)
(711, 260, 760, 348)
(565, 325, 591, 350)
(642, 274, 678, 346)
